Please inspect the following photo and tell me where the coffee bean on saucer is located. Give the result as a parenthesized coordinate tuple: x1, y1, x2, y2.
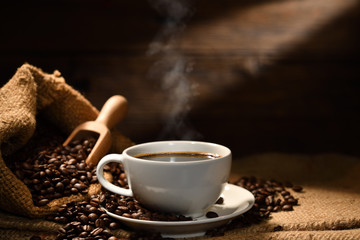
(216, 197, 224, 204)
(206, 211, 219, 218)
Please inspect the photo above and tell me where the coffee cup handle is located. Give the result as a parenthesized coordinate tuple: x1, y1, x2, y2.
(96, 154, 133, 197)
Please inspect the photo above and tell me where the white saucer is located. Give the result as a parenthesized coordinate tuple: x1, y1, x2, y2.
(104, 184, 255, 238)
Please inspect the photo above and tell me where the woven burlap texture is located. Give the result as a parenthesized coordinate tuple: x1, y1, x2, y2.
(0, 63, 133, 218)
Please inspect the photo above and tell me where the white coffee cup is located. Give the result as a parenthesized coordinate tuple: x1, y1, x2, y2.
(96, 141, 232, 218)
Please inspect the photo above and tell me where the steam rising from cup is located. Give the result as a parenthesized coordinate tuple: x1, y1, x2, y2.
(147, 0, 201, 140)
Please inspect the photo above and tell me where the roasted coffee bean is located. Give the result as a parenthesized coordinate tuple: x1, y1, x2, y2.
(22, 162, 32, 170)
(43, 180, 51, 188)
(78, 231, 88, 238)
(32, 178, 40, 185)
(90, 197, 100, 204)
(39, 171, 46, 177)
(46, 187, 55, 194)
(55, 182, 64, 192)
(265, 195, 274, 206)
(216, 197, 224, 204)
(79, 215, 89, 224)
(122, 213, 132, 218)
(287, 198, 298, 205)
(68, 158, 77, 165)
(70, 188, 79, 194)
(70, 221, 81, 226)
(108, 222, 120, 230)
(90, 227, 103, 236)
(82, 224, 93, 232)
(77, 162, 86, 170)
(70, 178, 78, 185)
(206, 211, 219, 218)
(95, 218, 105, 228)
(66, 165, 77, 173)
(281, 190, 290, 196)
(58, 228, 66, 234)
(273, 206, 281, 212)
(74, 183, 85, 190)
(259, 207, 267, 213)
(37, 198, 49, 206)
(57, 216, 68, 224)
(292, 185, 303, 192)
(274, 225, 283, 231)
(88, 213, 98, 222)
(282, 204, 293, 211)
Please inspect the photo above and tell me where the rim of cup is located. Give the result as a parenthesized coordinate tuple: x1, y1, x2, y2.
(123, 140, 231, 164)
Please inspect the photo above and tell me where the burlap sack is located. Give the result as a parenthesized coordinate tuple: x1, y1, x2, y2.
(0, 63, 133, 218)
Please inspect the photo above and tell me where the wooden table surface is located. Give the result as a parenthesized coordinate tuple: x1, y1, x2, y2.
(0, 0, 359, 158)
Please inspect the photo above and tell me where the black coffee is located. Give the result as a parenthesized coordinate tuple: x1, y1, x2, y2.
(134, 151, 221, 162)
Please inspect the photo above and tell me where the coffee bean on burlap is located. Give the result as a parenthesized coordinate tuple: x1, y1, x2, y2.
(274, 225, 283, 231)
(205, 176, 304, 237)
(49, 195, 124, 240)
(292, 185, 303, 192)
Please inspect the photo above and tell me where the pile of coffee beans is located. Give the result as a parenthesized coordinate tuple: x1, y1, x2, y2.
(48, 192, 173, 240)
(205, 176, 303, 236)
(11, 138, 97, 206)
(47, 195, 123, 240)
(235, 176, 302, 217)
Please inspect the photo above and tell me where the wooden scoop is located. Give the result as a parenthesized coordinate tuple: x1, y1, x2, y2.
(63, 95, 128, 166)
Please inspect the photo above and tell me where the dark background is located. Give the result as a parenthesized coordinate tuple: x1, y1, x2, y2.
(1, 0, 360, 159)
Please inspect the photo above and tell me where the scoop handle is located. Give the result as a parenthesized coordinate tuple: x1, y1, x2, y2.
(96, 95, 128, 129)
